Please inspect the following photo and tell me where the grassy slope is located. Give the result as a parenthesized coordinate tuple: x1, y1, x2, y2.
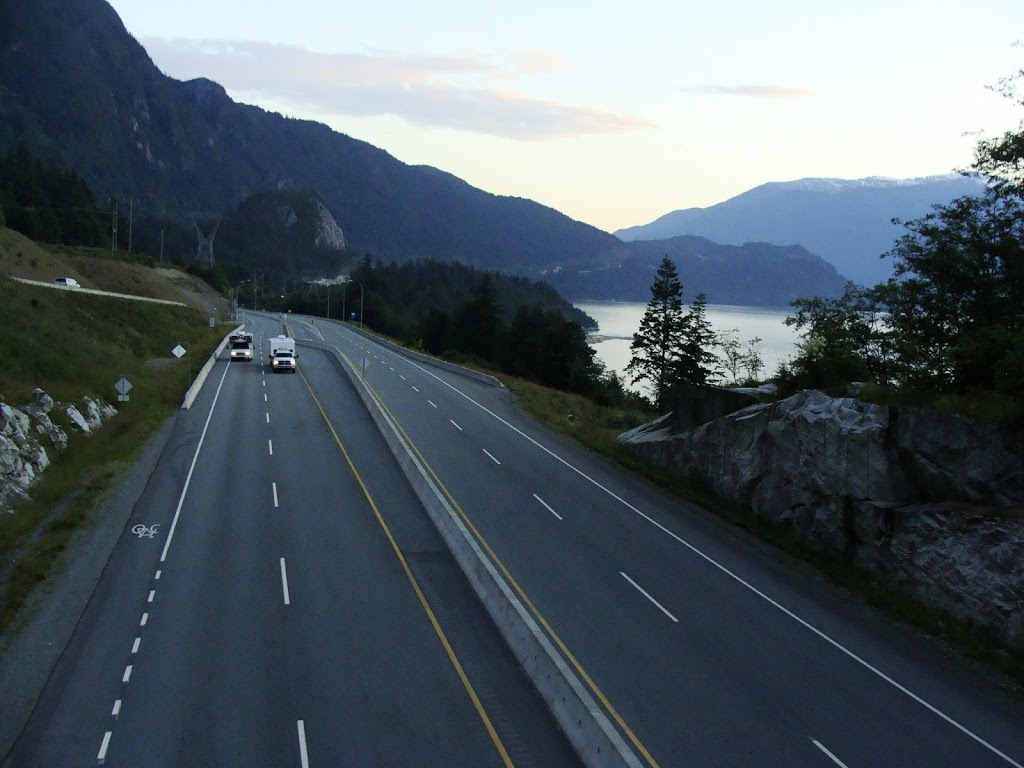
(0, 236, 227, 635)
(0, 228, 230, 314)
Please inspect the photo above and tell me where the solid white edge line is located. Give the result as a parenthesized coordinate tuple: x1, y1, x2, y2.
(159, 358, 232, 563)
(533, 493, 563, 521)
(272, 482, 279, 508)
(97, 731, 112, 761)
(280, 558, 291, 605)
(811, 738, 851, 768)
(392, 348, 1024, 768)
(483, 448, 501, 465)
(297, 720, 310, 768)
(621, 572, 679, 623)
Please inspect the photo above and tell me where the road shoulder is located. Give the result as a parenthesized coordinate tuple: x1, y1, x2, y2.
(0, 416, 178, 756)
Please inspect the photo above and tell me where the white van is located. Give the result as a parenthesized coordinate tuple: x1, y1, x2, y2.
(53, 277, 80, 288)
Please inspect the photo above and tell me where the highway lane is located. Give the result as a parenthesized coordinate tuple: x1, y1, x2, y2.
(5, 314, 580, 767)
(300, 315, 1024, 768)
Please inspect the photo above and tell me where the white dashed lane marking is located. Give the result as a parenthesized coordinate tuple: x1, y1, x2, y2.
(533, 494, 563, 521)
(280, 558, 291, 606)
(97, 732, 112, 762)
(621, 572, 678, 623)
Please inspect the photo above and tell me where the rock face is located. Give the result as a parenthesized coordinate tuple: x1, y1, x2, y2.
(313, 199, 346, 251)
(620, 390, 1024, 651)
(0, 390, 117, 514)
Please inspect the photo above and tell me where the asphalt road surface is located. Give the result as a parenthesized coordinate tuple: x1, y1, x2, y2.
(289, 313, 1024, 768)
(4, 314, 580, 767)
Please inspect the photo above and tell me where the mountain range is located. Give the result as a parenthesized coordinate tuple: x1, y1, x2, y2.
(0, 0, 620, 275)
(549, 236, 847, 306)
(615, 175, 987, 286)
(0, 0, 893, 306)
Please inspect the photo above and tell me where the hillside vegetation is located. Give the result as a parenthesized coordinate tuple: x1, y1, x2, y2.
(0, 238, 228, 632)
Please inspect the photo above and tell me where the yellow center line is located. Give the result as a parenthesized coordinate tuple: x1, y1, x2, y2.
(298, 367, 515, 768)
(351, 360, 661, 768)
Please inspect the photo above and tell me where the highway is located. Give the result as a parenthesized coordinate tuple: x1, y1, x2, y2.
(288, 313, 1024, 768)
(4, 314, 580, 767)
(6, 309, 1023, 768)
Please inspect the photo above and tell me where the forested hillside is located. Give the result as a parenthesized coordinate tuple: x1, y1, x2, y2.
(0, 0, 623, 277)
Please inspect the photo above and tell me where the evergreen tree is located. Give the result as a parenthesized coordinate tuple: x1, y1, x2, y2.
(626, 256, 688, 409)
(453, 273, 503, 360)
(677, 292, 720, 385)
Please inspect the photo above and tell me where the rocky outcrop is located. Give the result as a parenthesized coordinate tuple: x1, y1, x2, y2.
(313, 199, 346, 251)
(620, 390, 1024, 651)
(0, 390, 117, 514)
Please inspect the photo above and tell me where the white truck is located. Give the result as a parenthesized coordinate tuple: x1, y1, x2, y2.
(228, 331, 254, 362)
(268, 335, 297, 373)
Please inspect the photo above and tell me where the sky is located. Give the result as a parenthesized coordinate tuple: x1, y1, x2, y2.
(105, 0, 1024, 234)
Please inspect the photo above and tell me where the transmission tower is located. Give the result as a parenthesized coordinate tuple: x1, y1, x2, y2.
(192, 217, 222, 268)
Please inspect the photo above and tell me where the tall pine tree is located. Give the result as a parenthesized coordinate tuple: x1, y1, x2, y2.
(678, 293, 720, 385)
(626, 257, 688, 409)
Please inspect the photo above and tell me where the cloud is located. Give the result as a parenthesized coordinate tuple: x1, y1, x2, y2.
(694, 85, 816, 99)
(516, 50, 570, 75)
(143, 38, 650, 140)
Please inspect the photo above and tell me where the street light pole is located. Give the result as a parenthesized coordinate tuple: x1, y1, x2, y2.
(341, 279, 363, 325)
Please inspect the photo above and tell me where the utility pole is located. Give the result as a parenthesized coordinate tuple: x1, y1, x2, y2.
(111, 196, 118, 255)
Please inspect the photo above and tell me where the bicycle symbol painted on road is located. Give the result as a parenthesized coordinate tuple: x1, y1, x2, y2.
(131, 524, 160, 539)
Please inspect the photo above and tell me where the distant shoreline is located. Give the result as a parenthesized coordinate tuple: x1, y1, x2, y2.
(587, 333, 631, 344)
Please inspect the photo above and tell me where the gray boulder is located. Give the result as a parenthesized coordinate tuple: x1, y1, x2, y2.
(1, 392, 118, 514)
(65, 404, 91, 434)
